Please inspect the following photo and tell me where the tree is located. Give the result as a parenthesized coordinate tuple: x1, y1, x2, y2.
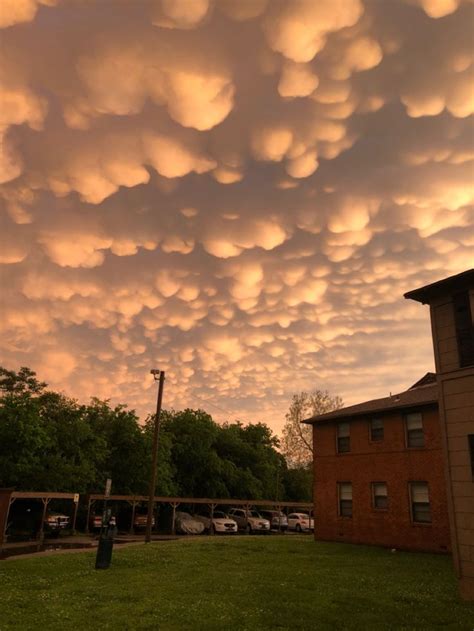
(0, 366, 315, 502)
(86, 399, 150, 495)
(0, 366, 47, 396)
(281, 390, 343, 468)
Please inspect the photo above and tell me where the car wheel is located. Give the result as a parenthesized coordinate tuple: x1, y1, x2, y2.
(295, 524, 302, 533)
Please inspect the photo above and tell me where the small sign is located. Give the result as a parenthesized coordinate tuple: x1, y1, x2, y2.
(73, 493, 79, 503)
(105, 478, 112, 498)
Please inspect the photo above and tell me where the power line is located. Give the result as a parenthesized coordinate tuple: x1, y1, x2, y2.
(186, 392, 234, 417)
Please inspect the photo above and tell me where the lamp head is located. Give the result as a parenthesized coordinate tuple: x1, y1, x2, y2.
(150, 369, 161, 379)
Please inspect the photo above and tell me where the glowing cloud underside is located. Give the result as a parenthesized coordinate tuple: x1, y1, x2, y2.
(0, 0, 473, 431)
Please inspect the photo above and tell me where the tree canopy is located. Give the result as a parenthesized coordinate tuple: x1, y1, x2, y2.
(0, 367, 311, 501)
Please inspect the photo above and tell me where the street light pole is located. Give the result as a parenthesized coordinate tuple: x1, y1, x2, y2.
(145, 369, 165, 543)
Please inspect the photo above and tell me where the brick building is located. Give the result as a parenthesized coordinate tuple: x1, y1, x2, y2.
(405, 269, 474, 600)
(304, 374, 451, 553)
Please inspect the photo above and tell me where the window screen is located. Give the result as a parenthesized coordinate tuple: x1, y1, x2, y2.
(372, 482, 388, 509)
(370, 418, 384, 442)
(337, 422, 350, 453)
(406, 413, 424, 448)
(410, 482, 431, 523)
(338, 482, 352, 517)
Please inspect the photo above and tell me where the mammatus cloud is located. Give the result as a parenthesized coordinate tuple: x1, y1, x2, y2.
(0, 0, 473, 433)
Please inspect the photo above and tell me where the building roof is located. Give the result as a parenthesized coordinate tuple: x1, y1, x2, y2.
(303, 373, 438, 424)
(404, 269, 474, 305)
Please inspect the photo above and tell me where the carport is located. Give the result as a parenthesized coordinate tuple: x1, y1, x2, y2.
(0, 490, 79, 547)
(85, 494, 313, 535)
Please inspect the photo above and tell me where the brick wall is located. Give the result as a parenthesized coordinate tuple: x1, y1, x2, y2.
(313, 406, 451, 553)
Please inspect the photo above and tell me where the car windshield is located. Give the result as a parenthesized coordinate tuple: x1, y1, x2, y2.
(213, 511, 226, 518)
(249, 511, 261, 518)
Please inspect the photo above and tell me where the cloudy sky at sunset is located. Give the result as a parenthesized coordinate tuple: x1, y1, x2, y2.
(1, 0, 473, 433)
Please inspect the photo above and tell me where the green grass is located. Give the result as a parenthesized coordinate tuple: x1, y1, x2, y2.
(1, 536, 473, 630)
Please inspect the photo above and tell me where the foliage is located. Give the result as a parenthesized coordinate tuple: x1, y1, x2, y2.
(282, 466, 313, 502)
(0, 367, 308, 500)
(281, 390, 343, 468)
(1, 538, 472, 630)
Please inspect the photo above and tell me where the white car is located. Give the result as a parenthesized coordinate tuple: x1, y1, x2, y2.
(193, 511, 238, 534)
(228, 508, 271, 534)
(287, 513, 314, 532)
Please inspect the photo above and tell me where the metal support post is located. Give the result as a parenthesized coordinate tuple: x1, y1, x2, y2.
(171, 502, 178, 535)
(210, 503, 216, 535)
(85, 498, 92, 534)
(130, 501, 137, 534)
(38, 498, 50, 546)
(71, 500, 79, 534)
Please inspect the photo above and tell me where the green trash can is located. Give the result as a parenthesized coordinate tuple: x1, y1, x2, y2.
(95, 534, 114, 569)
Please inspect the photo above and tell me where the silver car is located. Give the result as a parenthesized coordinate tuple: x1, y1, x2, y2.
(228, 508, 270, 534)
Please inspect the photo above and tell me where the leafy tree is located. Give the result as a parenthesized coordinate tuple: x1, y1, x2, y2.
(0, 366, 315, 502)
(0, 370, 104, 491)
(34, 392, 106, 492)
(159, 409, 223, 498)
(0, 366, 47, 396)
(282, 466, 313, 502)
(84, 399, 149, 494)
(281, 390, 343, 468)
(0, 386, 50, 489)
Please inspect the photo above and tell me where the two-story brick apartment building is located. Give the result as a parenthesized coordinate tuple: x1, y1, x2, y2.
(304, 373, 451, 553)
(405, 269, 474, 599)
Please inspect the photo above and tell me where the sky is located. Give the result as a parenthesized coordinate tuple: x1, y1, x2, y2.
(0, 0, 473, 434)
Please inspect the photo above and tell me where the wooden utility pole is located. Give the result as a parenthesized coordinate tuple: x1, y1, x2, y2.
(145, 370, 165, 543)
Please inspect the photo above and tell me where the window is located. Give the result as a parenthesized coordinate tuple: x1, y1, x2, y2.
(469, 435, 474, 480)
(410, 482, 431, 523)
(372, 483, 388, 509)
(337, 422, 350, 453)
(453, 291, 474, 367)
(338, 482, 352, 517)
(370, 418, 384, 442)
(405, 412, 424, 448)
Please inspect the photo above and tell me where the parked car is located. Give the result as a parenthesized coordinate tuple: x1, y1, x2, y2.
(89, 513, 103, 531)
(193, 511, 238, 534)
(259, 510, 288, 531)
(175, 511, 205, 535)
(228, 508, 270, 534)
(133, 512, 155, 532)
(45, 512, 70, 533)
(287, 513, 314, 532)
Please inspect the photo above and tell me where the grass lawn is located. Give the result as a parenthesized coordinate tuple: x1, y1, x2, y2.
(1, 536, 473, 630)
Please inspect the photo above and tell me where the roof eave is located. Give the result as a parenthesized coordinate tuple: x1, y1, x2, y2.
(303, 398, 438, 425)
(404, 269, 474, 304)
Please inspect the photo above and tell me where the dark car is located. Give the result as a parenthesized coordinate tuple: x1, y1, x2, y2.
(259, 510, 288, 531)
